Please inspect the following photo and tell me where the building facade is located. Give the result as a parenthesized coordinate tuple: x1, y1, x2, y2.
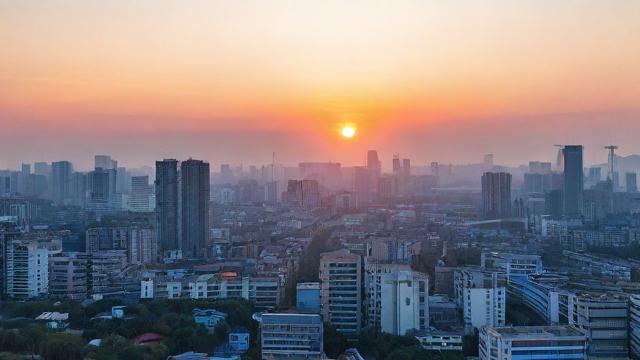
(365, 262, 429, 335)
(261, 313, 323, 360)
(479, 326, 586, 360)
(481, 172, 512, 219)
(319, 249, 362, 336)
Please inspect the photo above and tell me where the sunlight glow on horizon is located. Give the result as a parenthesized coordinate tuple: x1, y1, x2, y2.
(1, 1, 640, 167)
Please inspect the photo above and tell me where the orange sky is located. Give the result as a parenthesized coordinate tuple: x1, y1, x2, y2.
(1, 1, 640, 169)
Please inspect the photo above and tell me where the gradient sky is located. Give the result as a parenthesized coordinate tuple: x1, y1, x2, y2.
(1, 0, 639, 170)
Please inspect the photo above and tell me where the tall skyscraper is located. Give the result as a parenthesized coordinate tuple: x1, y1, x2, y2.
(627, 172, 638, 193)
(51, 161, 73, 205)
(70, 172, 87, 207)
(155, 159, 179, 255)
(562, 145, 583, 216)
(87, 167, 112, 203)
(482, 172, 512, 219)
(392, 155, 401, 175)
(354, 166, 372, 205)
(367, 150, 381, 177)
(180, 159, 210, 258)
(367, 150, 381, 198)
(402, 158, 411, 178)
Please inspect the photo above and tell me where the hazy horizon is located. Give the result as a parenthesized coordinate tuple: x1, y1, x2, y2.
(2, 1, 639, 169)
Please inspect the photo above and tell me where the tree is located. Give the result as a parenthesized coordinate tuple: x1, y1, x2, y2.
(323, 323, 348, 358)
(39, 333, 85, 360)
(385, 346, 432, 360)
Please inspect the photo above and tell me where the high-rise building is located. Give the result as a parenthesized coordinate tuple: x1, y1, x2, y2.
(365, 262, 429, 335)
(70, 172, 87, 207)
(180, 159, 210, 258)
(562, 145, 584, 216)
(155, 159, 179, 254)
(263, 181, 279, 203)
(367, 150, 381, 177)
(367, 150, 381, 199)
(33, 162, 50, 177)
(481, 172, 512, 219)
(479, 326, 586, 360)
(402, 158, 411, 178)
(51, 161, 73, 204)
(2, 239, 50, 299)
(261, 313, 324, 360)
(392, 155, 401, 175)
(87, 167, 113, 203)
(354, 166, 372, 205)
(588, 166, 602, 185)
(377, 175, 399, 200)
(454, 268, 506, 331)
(116, 166, 129, 194)
(283, 179, 320, 208)
(18, 163, 30, 195)
(320, 249, 362, 337)
(627, 172, 638, 193)
(130, 176, 154, 212)
(94, 155, 117, 170)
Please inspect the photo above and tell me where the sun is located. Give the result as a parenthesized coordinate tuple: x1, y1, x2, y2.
(341, 126, 356, 138)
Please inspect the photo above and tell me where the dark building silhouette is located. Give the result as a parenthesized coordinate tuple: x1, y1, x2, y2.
(562, 145, 583, 217)
(155, 159, 178, 255)
(626, 172, 637, 193)
(180, 159, 210, 258)
(51, 161, 73, 205)
(482, 172, 512, 219)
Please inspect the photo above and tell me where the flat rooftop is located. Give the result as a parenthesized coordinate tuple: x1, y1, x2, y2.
(489, 326, 585, 339)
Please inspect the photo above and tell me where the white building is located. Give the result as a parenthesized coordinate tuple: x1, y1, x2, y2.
(3, 239, 50, 299)
(479, 326, 586, 360)
(454, 268, 506, 331)
(365, 262, 429, 335)
(140, 272, 280, 310)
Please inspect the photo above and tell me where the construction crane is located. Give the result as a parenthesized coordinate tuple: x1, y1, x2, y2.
(604, 145, 618, 180)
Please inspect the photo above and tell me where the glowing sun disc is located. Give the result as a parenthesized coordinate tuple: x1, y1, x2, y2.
(341, 126, 356, 138)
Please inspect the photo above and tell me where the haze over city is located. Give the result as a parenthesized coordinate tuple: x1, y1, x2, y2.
(5, 2, 640, 360)
(2, 1, 640, 169)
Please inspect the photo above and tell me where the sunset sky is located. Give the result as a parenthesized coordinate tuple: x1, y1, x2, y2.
(1, 0, 639, 170)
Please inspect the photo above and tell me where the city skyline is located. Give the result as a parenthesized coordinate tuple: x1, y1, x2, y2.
(1, 1, 640, 168)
